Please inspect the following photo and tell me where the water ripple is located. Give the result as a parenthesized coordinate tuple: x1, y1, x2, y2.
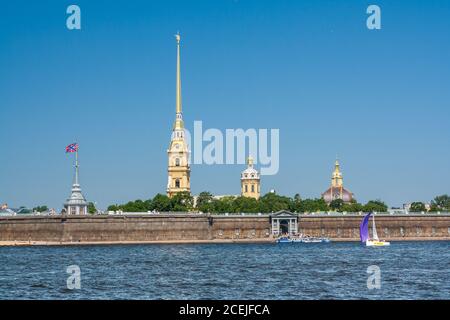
(0, 241, 449, 299)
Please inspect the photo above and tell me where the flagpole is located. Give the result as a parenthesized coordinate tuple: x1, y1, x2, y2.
(75, 147, 79, 185)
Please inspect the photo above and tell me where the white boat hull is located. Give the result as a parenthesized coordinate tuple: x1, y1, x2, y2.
(366, 240, 390, 247)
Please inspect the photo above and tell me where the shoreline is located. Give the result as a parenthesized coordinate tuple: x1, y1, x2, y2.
(1, 237, 449, 247)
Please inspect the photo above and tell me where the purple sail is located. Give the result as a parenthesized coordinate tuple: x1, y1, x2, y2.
(360, 213, 372, 242)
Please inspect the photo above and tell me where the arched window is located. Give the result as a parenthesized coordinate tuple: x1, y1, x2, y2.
(175, 158, 180, 166)
(245, 185, 248, 193)
(175, 179, 180, 188)
(251, 185, 255, 192)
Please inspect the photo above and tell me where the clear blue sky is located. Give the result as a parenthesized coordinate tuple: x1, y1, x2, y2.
(1, 0, 449, 210)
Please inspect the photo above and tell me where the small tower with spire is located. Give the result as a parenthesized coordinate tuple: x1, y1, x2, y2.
(321, 157, 354, 204)
(64, 145, 88, 215)
(241, 156, 261, 199)
(167, 33, 191, 197)
(331, 158, 343, 188)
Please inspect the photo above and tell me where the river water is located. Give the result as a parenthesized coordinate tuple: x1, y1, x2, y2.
(0, 241, 449, 299)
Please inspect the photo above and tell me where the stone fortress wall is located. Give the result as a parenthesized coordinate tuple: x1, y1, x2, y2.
(1, 213, 449, 244)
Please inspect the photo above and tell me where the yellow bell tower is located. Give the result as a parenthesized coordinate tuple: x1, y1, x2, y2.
(167, 33, 191, 197)
(241, 156, 261, 199)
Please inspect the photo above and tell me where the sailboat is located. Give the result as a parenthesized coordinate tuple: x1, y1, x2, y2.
(360, 212, 390, 247)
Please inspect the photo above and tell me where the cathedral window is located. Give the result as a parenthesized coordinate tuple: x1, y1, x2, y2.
(175, 158, 180, 166)
(251, 185, 255, 192)
(245, 185, 248, 193)
(175, 179, 180, 188)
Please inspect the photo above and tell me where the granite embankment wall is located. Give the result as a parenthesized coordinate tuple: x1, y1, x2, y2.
(298, 215, 450, 240)
(0, 214, 449, 243)
(0, 214, 270, 243)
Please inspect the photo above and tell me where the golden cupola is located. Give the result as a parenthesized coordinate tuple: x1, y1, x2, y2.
(321, 158, 354, 204)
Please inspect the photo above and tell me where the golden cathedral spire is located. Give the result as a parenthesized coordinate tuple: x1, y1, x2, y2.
(167, 33, 190, 197)
(174, 32, 184, 130)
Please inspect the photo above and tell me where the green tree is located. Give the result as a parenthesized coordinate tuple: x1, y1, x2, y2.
(296, 199, 313, 213)
(212, 196, 235, 213)
(144, 199, 153, 211)
(431, 194, 450, 210)
(87, 202, 97, 214)
(259, 192, 292, 213)
(170, 192, 194, 212)
(329, 199, 344, 211)
(151, 193, 172, 212)
(196, 191, 214, 213)
(340, 201, 364, 212)
(363, 200, 388, 212)
(291, 194, 302, 212)
(107, 199, 152, 212)
(107, 205, 119, 211)
(122, 200, 141, 212)
(409, 202, 426, 212)
(33, 205, 48, 212)
(231, 196, 260, 213)
(297, 198, 328, 213)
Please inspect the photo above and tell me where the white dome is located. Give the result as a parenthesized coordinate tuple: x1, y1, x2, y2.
(241, 167, 260, 179)
(241, 156, 260, 180)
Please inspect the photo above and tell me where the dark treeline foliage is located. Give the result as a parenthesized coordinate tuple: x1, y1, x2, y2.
(430, 194, 450, 211)
(107, 192, 193, 213)
(409, 202, 427, 212)
(32, 205, 48, 212)
(408, 194, 450, 212)
(88, 202, 97, 214)
(107, 192, 394, 214)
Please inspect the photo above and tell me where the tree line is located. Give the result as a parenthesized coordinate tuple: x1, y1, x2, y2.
(107, 192, 396, 214)
(29, 203, 97, 214)
(29, 194, 450, 215)
(408, 195, 450, 212)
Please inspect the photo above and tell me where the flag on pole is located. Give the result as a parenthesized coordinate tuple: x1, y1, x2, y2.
(65, 143, 79, 153)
